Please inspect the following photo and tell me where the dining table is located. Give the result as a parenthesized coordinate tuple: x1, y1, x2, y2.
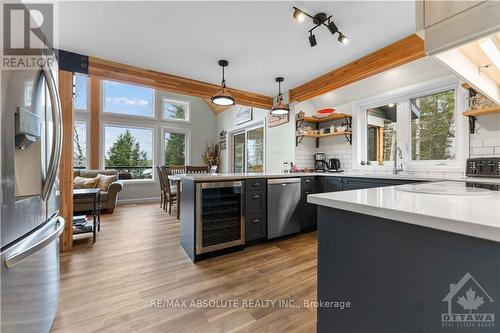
(167, 174, 181, 219)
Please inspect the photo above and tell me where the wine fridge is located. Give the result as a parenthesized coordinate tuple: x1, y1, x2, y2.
(195, 181, 244, 254)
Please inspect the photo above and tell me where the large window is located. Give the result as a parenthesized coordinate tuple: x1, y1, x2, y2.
(73, 121, 88, 168)
(103, 80, 154, 118)
(356, 84, 462, 170)
(410, 90, 455, 161)
(162, 98, 189, 122)
(104, 125, 154, 180)
(164, 129, 186, 166)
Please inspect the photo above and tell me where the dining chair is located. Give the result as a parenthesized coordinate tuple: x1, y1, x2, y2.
(170, 165, 185, 174)
(155, 166, 166, 210)
(160, 166, 177, 215)
(185, 165, 210, 173)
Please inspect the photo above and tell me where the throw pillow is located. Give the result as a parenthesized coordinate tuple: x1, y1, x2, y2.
(97, 173, 117, 192)
(73, 176, 99, 189)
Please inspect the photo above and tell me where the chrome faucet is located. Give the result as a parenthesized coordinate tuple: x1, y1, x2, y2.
(393, 147, 403, 175)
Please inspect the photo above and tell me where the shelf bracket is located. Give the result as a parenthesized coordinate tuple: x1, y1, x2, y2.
(296, 135, 304, 146)
(468, 116, 476, 134)
(295, 118, 304, 130)
(344, 132, 352, 145)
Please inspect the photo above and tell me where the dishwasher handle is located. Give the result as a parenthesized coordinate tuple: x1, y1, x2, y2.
(267, 178, 301, 185)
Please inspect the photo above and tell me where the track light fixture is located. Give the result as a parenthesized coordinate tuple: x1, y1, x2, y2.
(308, 33, 317, 47)
(211, 60, 235, 106)
(271, 77, 290, 116)
(292, 6, 349, 47)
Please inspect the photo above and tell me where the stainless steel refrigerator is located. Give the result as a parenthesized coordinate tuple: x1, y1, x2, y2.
(1, 47, 65, 332)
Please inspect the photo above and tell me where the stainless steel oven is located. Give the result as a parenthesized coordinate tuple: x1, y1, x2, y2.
(195, 181, 244, 255)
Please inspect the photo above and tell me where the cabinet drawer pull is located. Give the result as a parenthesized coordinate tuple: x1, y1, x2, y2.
(305, 180, 311, 184)
(253, 182, 261, 187)
(252, 218, 260, 223)
(252, 194, 260, 199)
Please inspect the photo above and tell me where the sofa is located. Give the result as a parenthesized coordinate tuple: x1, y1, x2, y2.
(73, 169, 123, 213)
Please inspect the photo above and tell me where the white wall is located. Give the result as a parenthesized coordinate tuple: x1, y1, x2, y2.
(117, 92, 217, 204)
(470, 114, 500, 158)
(216, 105, 296, 173)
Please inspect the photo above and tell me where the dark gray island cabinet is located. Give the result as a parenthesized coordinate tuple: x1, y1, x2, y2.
(310, 186, 500, 333)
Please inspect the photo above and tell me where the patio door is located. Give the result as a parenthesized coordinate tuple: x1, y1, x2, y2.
(231, 125, 264, 173)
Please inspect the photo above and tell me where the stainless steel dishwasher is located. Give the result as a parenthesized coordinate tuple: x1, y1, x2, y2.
(267, 178, 301, 239)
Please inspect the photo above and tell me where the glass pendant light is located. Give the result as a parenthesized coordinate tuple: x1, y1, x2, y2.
(271, 77, 290, 115)
(211, 60, 235, 106)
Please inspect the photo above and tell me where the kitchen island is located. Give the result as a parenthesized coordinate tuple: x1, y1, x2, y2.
(308, 181, 500, 333)
(178, 172, 430, 262)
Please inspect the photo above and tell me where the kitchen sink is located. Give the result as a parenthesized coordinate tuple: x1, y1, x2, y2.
(395, 182, 493, 196)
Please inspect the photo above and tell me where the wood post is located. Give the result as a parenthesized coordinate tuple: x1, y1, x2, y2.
(58, 70, 74, 252)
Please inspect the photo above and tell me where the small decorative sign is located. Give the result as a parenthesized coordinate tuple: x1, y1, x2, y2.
(219, 130, 227, 150)
(235, 107, 253, 125)
(268, 112, 289, 127)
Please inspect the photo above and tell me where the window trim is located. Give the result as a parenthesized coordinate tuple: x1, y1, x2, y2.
(352, 78, 467, 172)
(101, 122, 156, 182)
(160, 96, 191, 123)
(101, 79, 156, 120)
(161, 126, 191, 167)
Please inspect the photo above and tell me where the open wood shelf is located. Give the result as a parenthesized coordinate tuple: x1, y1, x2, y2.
(298, 113, 352, 123)
(296, 131, 352, 139)
(295, 113, 352, 147)
(462, 105, 500, 133)
(463, 106, 500, 117)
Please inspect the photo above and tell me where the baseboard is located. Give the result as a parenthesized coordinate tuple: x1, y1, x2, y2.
(117, 196, 160, 205)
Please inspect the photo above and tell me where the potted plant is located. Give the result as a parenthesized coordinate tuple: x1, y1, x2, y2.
(202, 143, 220, 171)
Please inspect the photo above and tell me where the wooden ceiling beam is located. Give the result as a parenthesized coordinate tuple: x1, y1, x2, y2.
(88, 57, 273, 110)
(289, 34, 426, 102)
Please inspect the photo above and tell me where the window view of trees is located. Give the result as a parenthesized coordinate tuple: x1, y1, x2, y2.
(164, 131, 186, 166)
(411, 90, 455, 160)
(163, 98, 189, 121)
(73, 121, 87, 168)
(104, 126, 153, 180)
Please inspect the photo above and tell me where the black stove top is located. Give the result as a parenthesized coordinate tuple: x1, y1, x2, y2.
(465, 182, 500, 191)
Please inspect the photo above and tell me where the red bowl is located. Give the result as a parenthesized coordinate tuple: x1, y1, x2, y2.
(316, 108, 336, 115)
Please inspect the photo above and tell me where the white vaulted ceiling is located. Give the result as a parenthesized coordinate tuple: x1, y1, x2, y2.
(58, 1, 415, 96)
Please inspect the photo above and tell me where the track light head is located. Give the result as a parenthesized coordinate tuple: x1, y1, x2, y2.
(308, 33, 317, 47)
(327, 20, 338, 35)
(293, 7, 306, 23)
(338, 33, 349, 45)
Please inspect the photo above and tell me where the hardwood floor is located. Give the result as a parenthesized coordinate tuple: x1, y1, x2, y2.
(51, 204, 317, 333)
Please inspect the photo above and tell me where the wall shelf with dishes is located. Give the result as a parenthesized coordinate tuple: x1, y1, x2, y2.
(295, 110, 352, 147)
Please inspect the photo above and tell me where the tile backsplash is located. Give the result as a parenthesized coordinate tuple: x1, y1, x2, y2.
(295, 114, 500, 174)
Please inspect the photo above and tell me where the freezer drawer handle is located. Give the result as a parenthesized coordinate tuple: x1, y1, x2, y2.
(5, 216, 65, 268)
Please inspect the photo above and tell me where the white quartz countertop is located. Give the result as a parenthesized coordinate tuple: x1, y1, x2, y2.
(307, 181, 500, 243)
(179, 171, 500, 184)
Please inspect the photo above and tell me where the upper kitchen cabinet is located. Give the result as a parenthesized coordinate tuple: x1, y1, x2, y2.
(417, 1, 500, 104)
(416, 1, 500, 55)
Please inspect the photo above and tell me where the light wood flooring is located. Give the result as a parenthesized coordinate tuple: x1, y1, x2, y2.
(51, 203, 318, 333)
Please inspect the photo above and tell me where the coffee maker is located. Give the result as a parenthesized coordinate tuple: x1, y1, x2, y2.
(314, 153, 328, 172)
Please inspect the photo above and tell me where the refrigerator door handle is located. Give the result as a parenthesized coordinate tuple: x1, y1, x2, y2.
(41, 66, 63, 201)
(4, 216, 64, 268)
